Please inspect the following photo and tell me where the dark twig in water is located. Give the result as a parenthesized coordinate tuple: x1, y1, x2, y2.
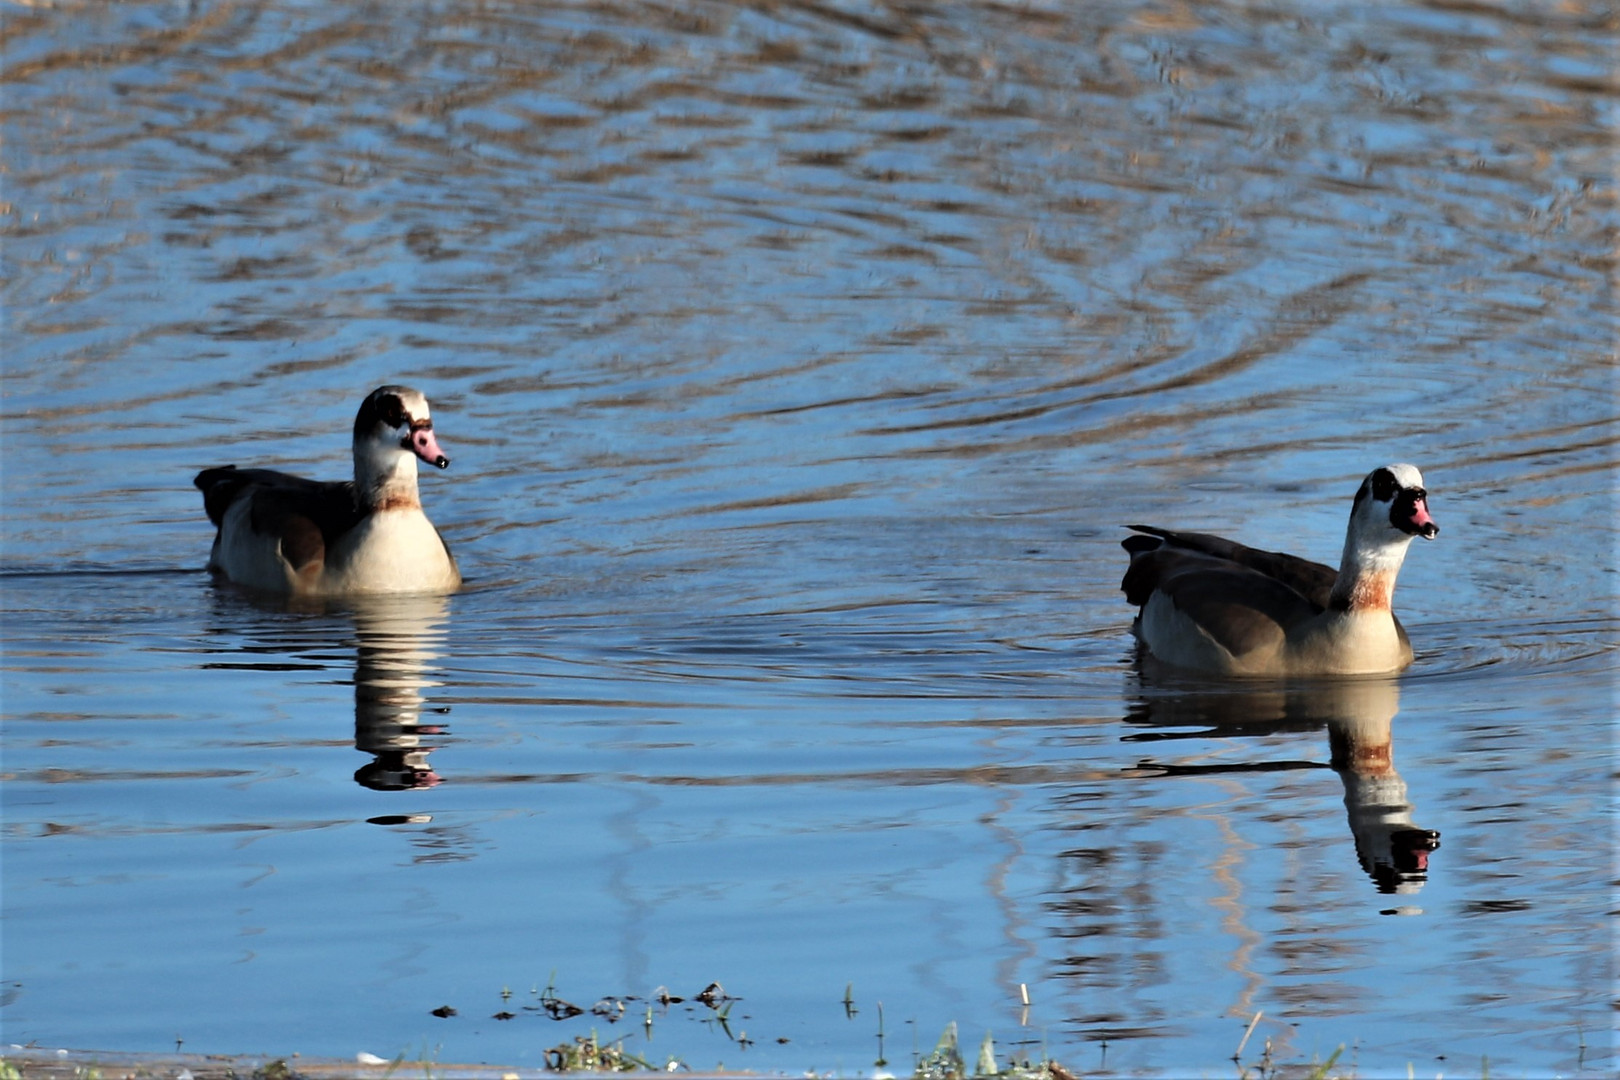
(694, 981, 730, 1007)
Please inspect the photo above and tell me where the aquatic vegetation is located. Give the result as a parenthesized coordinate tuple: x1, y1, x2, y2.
(542, 1031, 655, 1073)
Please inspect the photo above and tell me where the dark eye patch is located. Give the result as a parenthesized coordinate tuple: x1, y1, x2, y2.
(1392, 485, 1427, 514)
(1389, 484, 1432, 535)
(354, 386, 416, 439)
(1370, 468, 1399, 502)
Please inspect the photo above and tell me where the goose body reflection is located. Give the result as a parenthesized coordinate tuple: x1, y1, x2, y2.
(1121, 465, 1439, 676)
(1326, 684, 1440, 896)
(199, 589, 455, 791)
(351, 595, 453, 791)
(1126, 676, 1438, 895)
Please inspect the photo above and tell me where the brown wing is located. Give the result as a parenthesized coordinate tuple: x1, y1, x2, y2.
(1121, 528, 1331, 660)
(194, 466, 361, 572)
(1124, 525, 1337, 608)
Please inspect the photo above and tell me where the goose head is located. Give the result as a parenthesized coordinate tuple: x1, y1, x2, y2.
(1333, 464, 1438, 610)
(353, 385, 449, 506)
(1350, 464, 1438, 544)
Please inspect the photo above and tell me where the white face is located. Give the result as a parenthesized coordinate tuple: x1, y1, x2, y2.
(1351, 463, 1438, 543)
(393, 389, 429, 420)
(1385, 462, 1424, 491)
(355, 386, 449, 471)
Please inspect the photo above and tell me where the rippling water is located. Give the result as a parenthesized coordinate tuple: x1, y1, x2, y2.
(2, 2, 1614, 1075)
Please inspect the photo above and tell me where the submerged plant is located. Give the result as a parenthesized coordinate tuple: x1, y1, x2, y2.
(543, 1031, 657, 1073)
(907, 1021, 1079, 1080)
(917, 1022, 966, 1080)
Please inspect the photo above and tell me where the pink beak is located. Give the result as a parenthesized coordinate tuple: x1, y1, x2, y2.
(1407, 497, 1438, 539)
(409, 427, 450, 469)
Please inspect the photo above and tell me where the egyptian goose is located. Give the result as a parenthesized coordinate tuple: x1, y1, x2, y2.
(195, 385, 462, 596)
(1121, 464, 1439, 676)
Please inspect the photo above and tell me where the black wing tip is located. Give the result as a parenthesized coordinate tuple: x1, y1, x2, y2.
(194, 464, 238, 491)
(194, 465, 251, 527)
(1122, 534, 1160, 557)
(1122, 524, 1170, 556)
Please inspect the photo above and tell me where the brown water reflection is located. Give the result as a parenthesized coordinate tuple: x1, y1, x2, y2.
(1125, 678, 1440, 896)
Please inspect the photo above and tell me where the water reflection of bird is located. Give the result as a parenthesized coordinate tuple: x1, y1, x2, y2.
(194, 385, 460, 597)
(1121, 464, 1439, 676)
(201, 589, 454, 792)
(351, 595, 453, 792)
(1325, 691, 1440, 896)
(1125, 677, 1439, 895)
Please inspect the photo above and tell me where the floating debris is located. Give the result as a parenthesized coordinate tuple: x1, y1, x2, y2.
(536, 980, 585, 1020)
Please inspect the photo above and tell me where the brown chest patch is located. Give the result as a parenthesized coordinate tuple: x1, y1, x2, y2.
(1334, 570, 1395, 613)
